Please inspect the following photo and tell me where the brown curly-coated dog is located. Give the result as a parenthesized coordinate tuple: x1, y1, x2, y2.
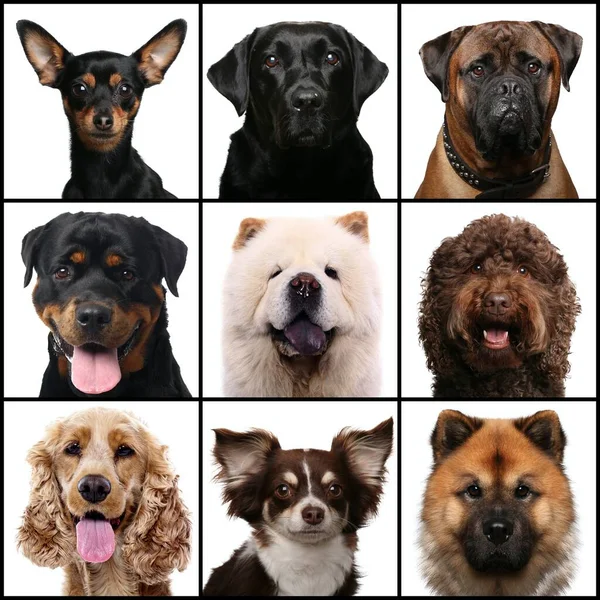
(419, 214, 580, 397)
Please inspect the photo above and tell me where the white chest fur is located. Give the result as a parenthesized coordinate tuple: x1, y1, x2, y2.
(255, 533, 354, 596)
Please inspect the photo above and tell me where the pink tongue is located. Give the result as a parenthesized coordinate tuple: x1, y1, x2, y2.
(76, 518, 115, 563)
(71, 346, 121, 394)
(486, 329, 509, 343)
(284, 318, 326, 355)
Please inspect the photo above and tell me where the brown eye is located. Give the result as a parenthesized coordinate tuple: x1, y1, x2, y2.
(116, 445, 134, 457)
(119, 84, 133, 98)
(471, 263, 483, 274)
(472, 66, 484, 77)
(328, 484, 342, 497)
(275, 484, 291, 499)
(326, 52, 339, 65)
(72, 83, 87, 97)
(265, 55, 279, 68)
(518, 266, 528, 276)
(55, 267, 70, 279)
(121, 270, 134, 281)
(467, 484, 481, 497)
(515, 485, 530, 498)
(65, 442, 81, 455)
(528, 63, 540, 74)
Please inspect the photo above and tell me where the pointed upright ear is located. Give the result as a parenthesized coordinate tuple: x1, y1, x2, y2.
(133, 19, 187, 87)
(207, 29, 259, 116)
(16, 19, 70, 87)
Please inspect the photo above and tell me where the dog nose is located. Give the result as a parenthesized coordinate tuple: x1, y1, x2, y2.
(93, 114, 114, 131)
(484, 292, 511, 314)
(482, 518, 513, 546)
(290, 273, 320, 299)
(76, 303, 112, 331)
(291, 87, 322, 111)
(302, 506, 324, 525)
(78, 475, 111, 503)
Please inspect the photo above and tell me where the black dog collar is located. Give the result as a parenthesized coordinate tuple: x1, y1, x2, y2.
(442, 117, 552, 199)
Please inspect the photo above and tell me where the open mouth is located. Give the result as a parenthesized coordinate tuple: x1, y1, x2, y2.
(51, 322, 141, 394)
(270, 312, 334, 356)
(72, 509, 125, 531)
(72, 510, 125, 563)
(483, 327, 511, 350)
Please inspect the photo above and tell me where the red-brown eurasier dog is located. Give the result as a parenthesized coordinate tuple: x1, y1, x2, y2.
(17, 408, 191, 596)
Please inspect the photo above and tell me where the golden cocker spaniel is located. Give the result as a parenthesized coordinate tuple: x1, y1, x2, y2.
(17, 408, 191, 596)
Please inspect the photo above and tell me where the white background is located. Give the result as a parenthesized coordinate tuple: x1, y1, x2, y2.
(5, 3, 199, 199)
(4, 400, 200, 596)
(202, 202, 398, 397)
(401, 4, 596, 199)
(203, 400, 398, 596)
(202, 3, 398, 199)
(400, 400, 596, 596)
(400, 202, 596, 398)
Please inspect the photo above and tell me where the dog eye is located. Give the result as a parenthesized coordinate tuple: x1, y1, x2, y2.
(55, 267, 71, 279)
(515, 485, 530, 498)
(328, 484, 342, 497)
(116, 445, 134, 457)
(472, 66, 484, 77)
(265, 55, 279, 68)
(65, 442, 81, 455)
(275, 484, 291, 499)
(119, 84, 133, 98)
(325, 267, 338, 279)
(527, 63, 540, 74)
(270, 269, 282, 279)
(471, 263, 483, 274)
(72, 83, 87, 97)
(326, 52, 340, 65)
(120, 269, 135, 281)
(466, 484, 481, 497)
(518, 266, 528, 276)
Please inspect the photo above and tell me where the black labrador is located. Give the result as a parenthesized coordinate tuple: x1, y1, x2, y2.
(207, 21, 388, 199)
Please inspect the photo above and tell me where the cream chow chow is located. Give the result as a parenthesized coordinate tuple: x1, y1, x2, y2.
(223, 211, 381, 397)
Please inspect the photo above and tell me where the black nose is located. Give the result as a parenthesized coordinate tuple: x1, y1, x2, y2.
(78, 475, 111, 503)
(76, 303, 112, 332)
(482, 518, 514, 546)
(291, 87, 322, 111)
(94, 114, 114, 131)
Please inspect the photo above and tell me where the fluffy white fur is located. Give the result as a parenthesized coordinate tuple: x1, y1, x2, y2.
(223, 212, 381, 397)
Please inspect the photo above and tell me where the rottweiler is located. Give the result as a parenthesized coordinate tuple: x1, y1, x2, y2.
(22, 212, 191, 397)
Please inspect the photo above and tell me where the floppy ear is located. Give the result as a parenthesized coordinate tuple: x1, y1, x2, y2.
(151, 225, 187, 297)
(17, 435, 75, 567)
(21, 225, 45, 287)
(336, 26, 388, 116)
(207, 29, 258, 116)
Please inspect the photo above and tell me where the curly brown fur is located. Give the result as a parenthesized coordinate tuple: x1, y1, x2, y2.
(419, 214, 580, 397)
(17, 408, 191, 596)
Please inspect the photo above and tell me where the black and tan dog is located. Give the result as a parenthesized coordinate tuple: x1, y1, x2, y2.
(22, 212, 191, 397)
(416, 21, 582, 199)
(17, 20, 186, 198)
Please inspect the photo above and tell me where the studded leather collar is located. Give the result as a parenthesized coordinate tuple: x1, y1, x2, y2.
(442, 117, 552, 199)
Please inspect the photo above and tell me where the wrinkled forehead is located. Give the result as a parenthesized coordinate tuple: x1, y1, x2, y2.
(454, 23, 554, 67)
(254, 22, 346, 52)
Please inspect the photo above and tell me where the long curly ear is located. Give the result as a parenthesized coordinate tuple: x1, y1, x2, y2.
(540, 277, 581, 384)
(17, 438, 74, 567)
(122, 434, 191, 584)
